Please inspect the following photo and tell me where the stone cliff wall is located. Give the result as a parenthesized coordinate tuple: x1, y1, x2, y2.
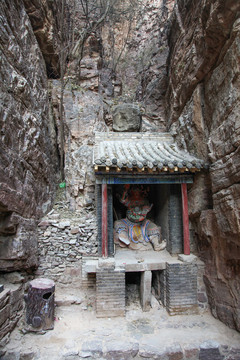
(23, 0, 60, 78)
(0, 0, 58, 271)
(166, 0, 240, 331)
(100, 0, 174, 131)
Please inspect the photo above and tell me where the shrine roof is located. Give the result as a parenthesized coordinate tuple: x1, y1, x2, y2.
(93, 132, 206, 174)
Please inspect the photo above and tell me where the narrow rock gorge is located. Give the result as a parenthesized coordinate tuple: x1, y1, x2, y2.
(0, 0, 240, 352)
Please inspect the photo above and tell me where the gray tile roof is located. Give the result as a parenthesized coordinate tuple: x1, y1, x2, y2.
(93, 132, 205, 173)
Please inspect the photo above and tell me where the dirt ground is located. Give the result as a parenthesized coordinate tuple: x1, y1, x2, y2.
(4, 284, 240, 360)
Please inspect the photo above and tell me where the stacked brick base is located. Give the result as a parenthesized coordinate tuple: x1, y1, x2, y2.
(165, 262, 198, 315)
(92, 256, 205, 317)
(96, 267, 125, 317)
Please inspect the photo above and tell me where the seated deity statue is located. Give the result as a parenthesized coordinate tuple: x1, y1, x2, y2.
(114, 185, 166, 251)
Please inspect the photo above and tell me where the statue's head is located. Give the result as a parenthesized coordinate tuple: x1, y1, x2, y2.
(119, 185, 152, 223)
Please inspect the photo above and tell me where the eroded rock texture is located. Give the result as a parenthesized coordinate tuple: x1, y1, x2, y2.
(50, 80, 106, 210)
(0, 0, 57, 271)
(167, 0, 240, 331)
(98, 0, 174, 131)
(112, 103, 142, 132)
(23, 0, 60, 78)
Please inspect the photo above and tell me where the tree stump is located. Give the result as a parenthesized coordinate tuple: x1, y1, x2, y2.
(25, 278, 55, 331)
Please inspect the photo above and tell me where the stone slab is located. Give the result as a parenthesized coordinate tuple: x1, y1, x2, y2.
(84, 250, 181, 274)
(84, 260, 98, 273)
(178, 254, 198, 263)
(140, 271, 152, 312)
(114, 249, 179, 272)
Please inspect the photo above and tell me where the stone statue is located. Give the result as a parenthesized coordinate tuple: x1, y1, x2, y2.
(114, 185, 166, 251)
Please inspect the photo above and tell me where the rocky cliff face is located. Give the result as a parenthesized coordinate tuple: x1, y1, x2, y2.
(166, 0, 240, 331)
(100, 0, 174, 131)
(0, 0, 57, 271)
(50, 80, 106, 210)
(23, 0, 60, 78)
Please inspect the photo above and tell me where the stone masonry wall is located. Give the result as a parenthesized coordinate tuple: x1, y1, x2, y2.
(36, 195, 98, 283)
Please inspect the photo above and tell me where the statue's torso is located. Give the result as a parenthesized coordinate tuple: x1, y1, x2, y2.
(114, 218, 161, 251)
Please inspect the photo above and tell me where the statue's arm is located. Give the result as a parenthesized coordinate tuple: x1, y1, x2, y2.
(114, 220, 130, 246)
(147, 222, 166, 251)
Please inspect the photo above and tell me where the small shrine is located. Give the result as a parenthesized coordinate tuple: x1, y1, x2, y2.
(83, 132, 206, 317)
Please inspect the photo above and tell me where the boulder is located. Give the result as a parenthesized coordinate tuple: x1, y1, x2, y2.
(112, 103, 142, 132)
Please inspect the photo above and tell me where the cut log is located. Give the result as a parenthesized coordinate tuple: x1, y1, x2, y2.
(25, 278, 55, 331)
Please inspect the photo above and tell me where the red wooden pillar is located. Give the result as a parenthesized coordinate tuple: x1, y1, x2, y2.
(181, 183, 190, 255)
(102, 183, 108, 258)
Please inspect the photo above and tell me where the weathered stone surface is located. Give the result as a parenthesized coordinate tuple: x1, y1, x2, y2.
(183, 345, 199, 359)
(138, 343, 168, 359)
(105, 340, 139, 360)
(210, 151, 240, 195)
(166, 0, 240, 127)
(169, 84, 208, 159)
(50, 80, 105, 210)
(226, 347, 240, 360)
(199, 341, 223, 360)
(112, 103, 142, 132)
(19, 351, 36, 360)
(188, 173, 213, 219)
(166, 344, 184, 360)
(178, 254, 197, 263)
(0, 282, 24, 343)
(101, 0, 172, 130)
(196, 210, 240, 330)
(212, 184, 240, 241)
(140, 271, 152, 312)
(23, 0, 60, 78)
(55, 295, 82, 307)
(167, 0, 240, 332)
(3, 273, 24, 285)
(81, 340, 103, 357)
(0, 0, 57, 271)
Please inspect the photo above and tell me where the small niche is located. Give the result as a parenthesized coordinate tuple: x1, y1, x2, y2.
(126, 272, 141, 308)
(43, 292, 52, 300)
